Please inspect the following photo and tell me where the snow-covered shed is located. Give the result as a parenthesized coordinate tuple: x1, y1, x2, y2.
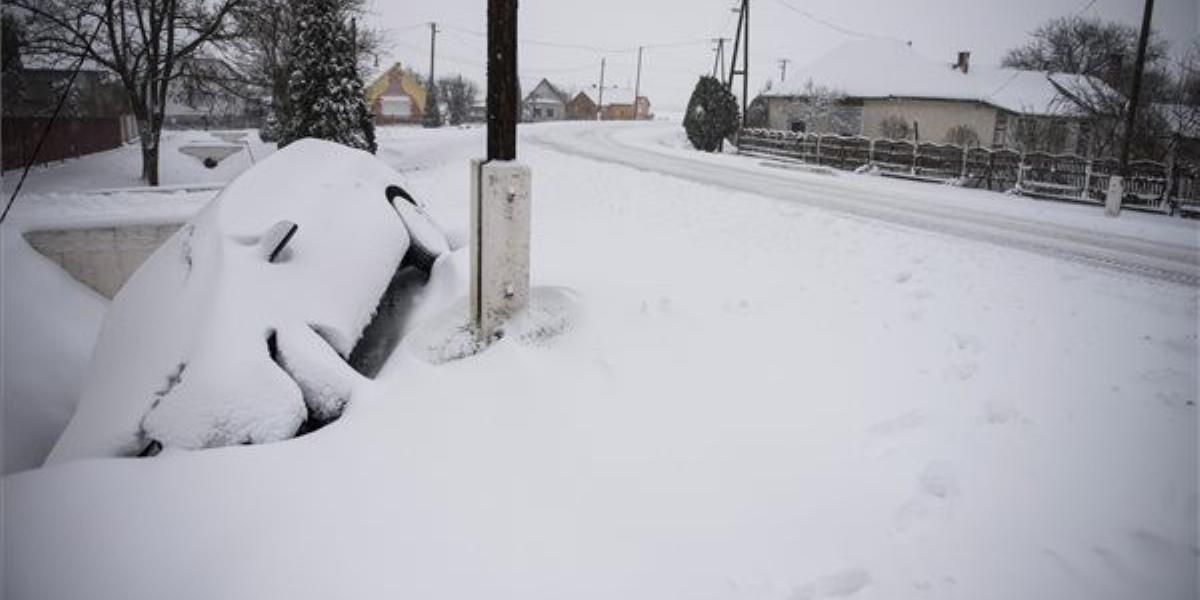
(762, 40, 1109, 153)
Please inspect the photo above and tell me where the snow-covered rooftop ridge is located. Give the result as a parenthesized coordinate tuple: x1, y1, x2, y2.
(765, 40, 1107, 116)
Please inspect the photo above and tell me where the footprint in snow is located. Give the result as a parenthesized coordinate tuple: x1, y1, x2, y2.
(789, 567, 871, 600)
(941, 362, 978, 382)
(891, 461, 959, 539)
(894, 271, 913, 284)
(864, 410, 927, 458)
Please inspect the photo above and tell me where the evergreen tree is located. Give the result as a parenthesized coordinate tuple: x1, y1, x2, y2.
(281, 0, 376, 153)
(683, 76, 739, 152)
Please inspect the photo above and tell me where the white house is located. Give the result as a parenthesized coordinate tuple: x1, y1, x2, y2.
(523, 78, 569, 122)
(762, 40, 1111, 154)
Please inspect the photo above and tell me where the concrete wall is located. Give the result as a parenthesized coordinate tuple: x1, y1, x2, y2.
(24, 223, 182, 300)
(861, 98, 998, 145)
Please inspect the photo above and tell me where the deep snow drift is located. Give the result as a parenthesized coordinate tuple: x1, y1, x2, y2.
(2, 122, 1198, 600)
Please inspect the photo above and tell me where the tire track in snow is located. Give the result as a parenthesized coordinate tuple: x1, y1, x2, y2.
(527, 125, 1200, 287)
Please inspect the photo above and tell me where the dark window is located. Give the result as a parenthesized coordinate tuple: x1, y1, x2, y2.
(790, 120, 806, 133)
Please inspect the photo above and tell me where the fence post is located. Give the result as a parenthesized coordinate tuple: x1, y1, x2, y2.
(910, 142, 918, 175)
(868, 139, 875, 165)
(814, 135, 822, 165)
(1081, 158, 1092, 202)
(987, 150, 994, 191)
(960, 146, 967, 180)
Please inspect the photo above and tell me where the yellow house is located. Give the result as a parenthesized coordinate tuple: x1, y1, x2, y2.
(366, 62, 427, 124)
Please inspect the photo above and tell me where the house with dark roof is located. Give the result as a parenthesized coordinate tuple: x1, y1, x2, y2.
(762, 40, 1113, 154)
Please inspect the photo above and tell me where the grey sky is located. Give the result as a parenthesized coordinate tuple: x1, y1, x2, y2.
(369, 0, 1198, 111)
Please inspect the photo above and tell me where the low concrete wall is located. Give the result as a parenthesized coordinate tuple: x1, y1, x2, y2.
(24, 223, 182, 299)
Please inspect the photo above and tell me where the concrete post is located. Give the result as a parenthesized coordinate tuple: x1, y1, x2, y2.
(470, 159, 532, 340)
(1106, 175, 1124, 217)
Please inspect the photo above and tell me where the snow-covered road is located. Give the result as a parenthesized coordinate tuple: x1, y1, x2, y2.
(527, 122, 1200, 286)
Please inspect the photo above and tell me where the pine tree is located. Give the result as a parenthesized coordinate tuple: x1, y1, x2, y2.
(281, 0, 376, 153)
(683, 76, 740, 152)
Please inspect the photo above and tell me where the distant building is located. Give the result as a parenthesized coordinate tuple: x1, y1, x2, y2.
(761, 40, 1112, 154)
(467, 100, 487, 123)
(599, 89, 651, 121)
(366, 62, 427, 124)
(1, 68, 137, 170)
(523, 79, 568, 121)
(566, 91, 598, 120)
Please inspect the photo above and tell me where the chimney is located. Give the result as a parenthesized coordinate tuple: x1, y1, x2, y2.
(955, 51, 970, 74)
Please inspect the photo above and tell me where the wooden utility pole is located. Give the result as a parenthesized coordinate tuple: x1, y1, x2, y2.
(597, 57, 607, 120)
(1107, 0, 1155, 217)
(712, 38, 727, 81)
(486, 4, 516, 159)
(634, 46, 644, 120)
(726, 0, 750, 127)
(1119, 0, 1155, 176)
(472, 0, 529, 342)
(777, 58, 789, 82)
(425, 22, 440, 127)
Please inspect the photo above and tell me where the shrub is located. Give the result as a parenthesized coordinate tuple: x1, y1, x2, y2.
(878, 115, 910, 140)
(683, 76, 740, 152)
(945, 124, 981, 147)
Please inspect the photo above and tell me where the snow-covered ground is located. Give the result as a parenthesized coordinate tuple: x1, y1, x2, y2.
(2, 122, 1197, 600)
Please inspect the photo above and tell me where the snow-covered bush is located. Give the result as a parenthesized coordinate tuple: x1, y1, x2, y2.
(47, 139, 449, 463)
(879, 115, 911, 140)
(683, 76, 739, 152)
(945, 124, 981, 147)
(280, 0, 376, 153)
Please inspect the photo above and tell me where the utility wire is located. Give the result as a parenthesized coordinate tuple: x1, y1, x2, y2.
(772, 0, 906, 43)
(1, 16, 106, 225)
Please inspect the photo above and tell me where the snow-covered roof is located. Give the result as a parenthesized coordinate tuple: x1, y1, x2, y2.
(765, 40, 1106, 117)
(597, 88, 647, 106)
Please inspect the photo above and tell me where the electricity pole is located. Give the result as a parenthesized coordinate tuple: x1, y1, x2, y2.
(425, 22, 439, 127)
(1108, 0, 1155, 216)
(727, 0, 750, 127)
(485, 6, 515, 159)
(1120, 0, 1155, 175)
(712, 38, 728, 81)
(472, 0, 530, 342)
(597, 57, 606, 120)
(634, 46, 644, 120)
(777, 58, 789, 82)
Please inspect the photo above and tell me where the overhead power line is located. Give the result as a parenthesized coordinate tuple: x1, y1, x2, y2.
(772, 0, 906, 43)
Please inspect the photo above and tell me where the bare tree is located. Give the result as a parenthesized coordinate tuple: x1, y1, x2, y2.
(944, 124, 981, 147)
(13, 0, 244, 185)
(878, 115, 910, 140)
(1004, 15, 1173, 159)
(777, 80, 853, 134)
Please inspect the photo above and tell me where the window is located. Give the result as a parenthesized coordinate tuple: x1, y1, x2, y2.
(790, 119, 806, 133)
(381, 96, 412, 118)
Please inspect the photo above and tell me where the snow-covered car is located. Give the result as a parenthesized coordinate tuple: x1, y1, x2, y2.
(46, 138, 449, 464)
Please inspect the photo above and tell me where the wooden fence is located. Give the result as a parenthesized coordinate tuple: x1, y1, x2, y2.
(736, 128, 1200, 215)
